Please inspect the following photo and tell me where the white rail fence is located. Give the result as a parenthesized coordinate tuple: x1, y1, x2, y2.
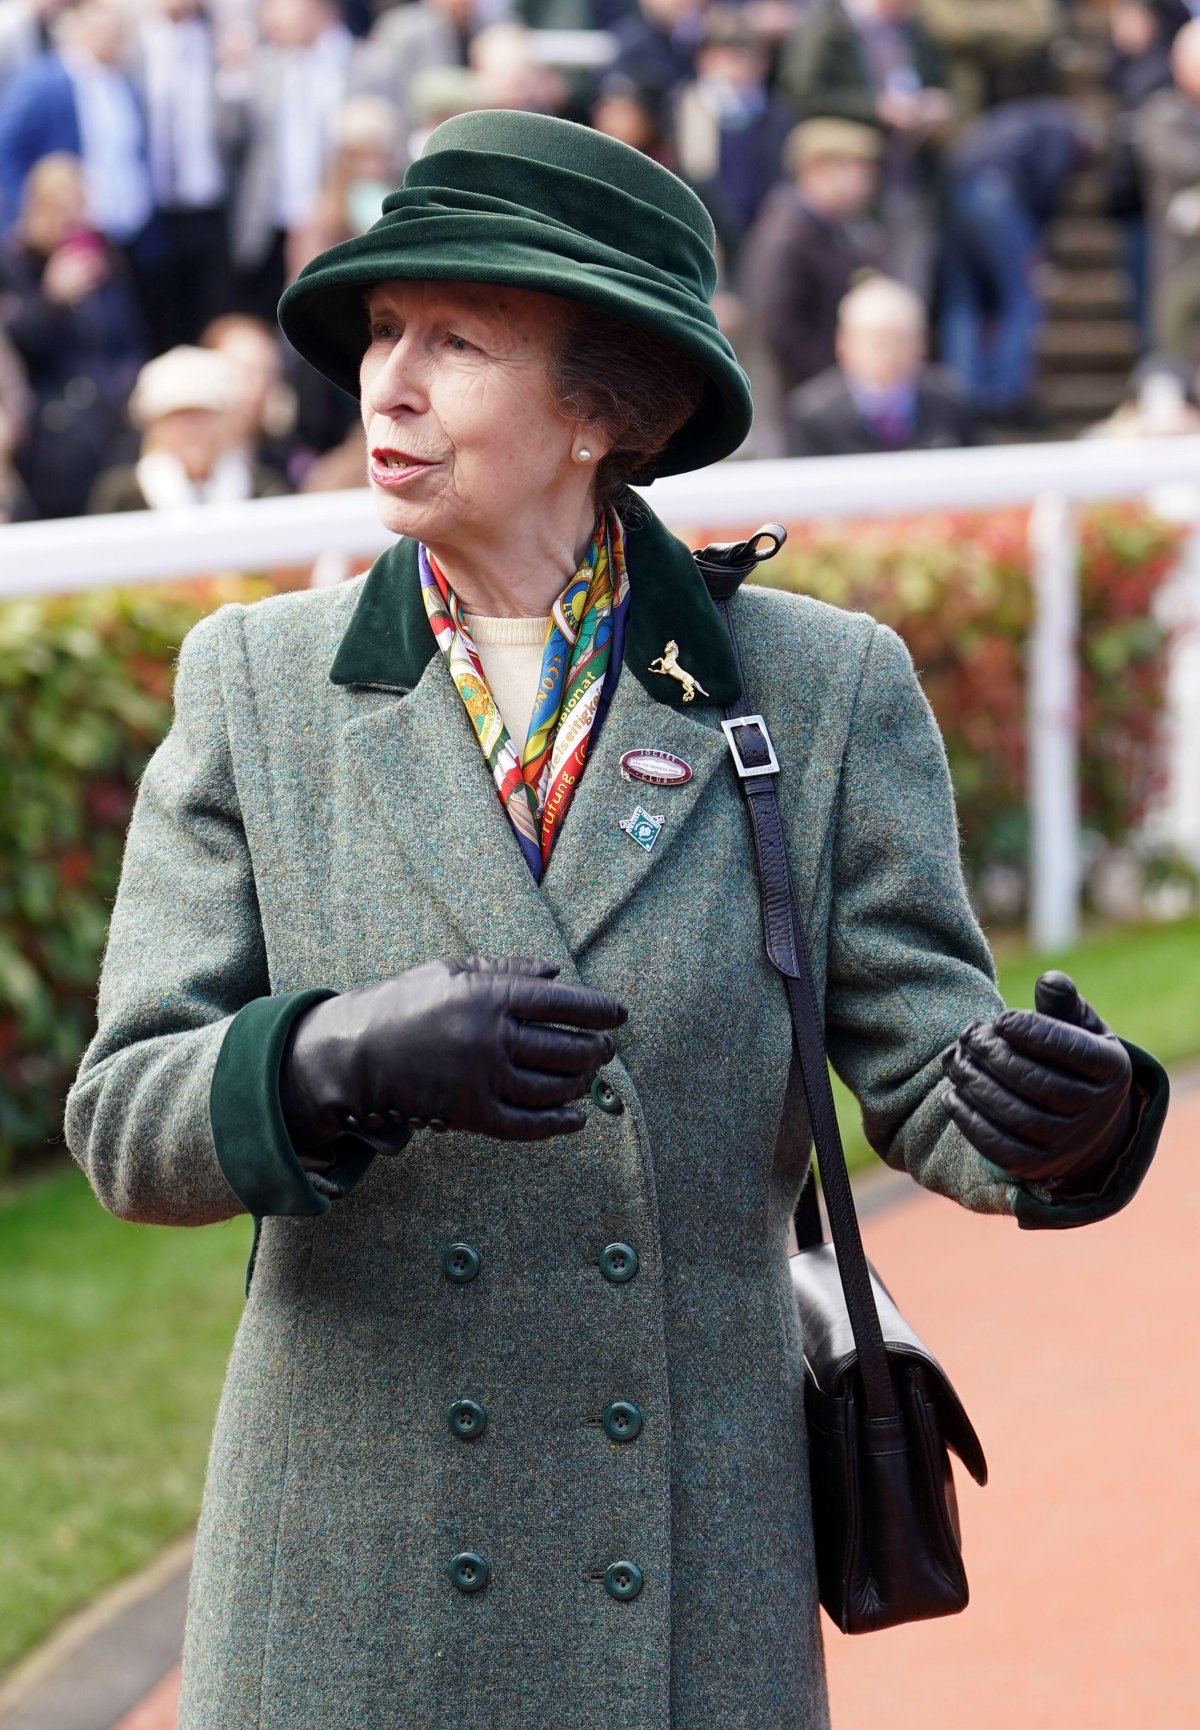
(5, 437, 1200, 949)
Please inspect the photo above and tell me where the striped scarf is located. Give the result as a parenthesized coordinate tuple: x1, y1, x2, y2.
(418, 506, 630, 882)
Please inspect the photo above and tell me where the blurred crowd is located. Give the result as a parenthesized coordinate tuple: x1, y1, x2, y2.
(1, 0, 1200, 525)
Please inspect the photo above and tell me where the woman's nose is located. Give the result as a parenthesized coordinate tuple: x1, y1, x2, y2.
(364, 332, 428, 418)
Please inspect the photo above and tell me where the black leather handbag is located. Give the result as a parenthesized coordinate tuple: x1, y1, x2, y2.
(694, 526, 989, 1636)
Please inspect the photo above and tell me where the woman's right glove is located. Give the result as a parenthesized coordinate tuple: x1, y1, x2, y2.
(278, 955, 627, 1156)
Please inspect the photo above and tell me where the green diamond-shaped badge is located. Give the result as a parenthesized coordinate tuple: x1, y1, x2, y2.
(618, 805, 665, 851)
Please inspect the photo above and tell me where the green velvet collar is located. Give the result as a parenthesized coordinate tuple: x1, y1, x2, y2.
(328, 506, 742, 708)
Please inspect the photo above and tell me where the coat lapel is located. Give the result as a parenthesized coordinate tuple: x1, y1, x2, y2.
(339, 658, 575, 969)
(538, 668, 729, 956)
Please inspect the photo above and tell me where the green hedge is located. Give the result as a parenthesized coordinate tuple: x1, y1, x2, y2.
(0, 576, 279, 1177)
(0, 506, 1183, 1176)
(754, 504, 1182, 893)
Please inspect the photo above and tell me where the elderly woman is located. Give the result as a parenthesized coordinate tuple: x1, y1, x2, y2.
(65, 111, 1166, 1729)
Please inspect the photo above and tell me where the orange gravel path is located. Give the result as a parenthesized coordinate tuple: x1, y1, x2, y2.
(824, 1085, 1199, 1729)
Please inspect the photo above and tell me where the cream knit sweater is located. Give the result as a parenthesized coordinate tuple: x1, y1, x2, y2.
(463, 612, 550, 757)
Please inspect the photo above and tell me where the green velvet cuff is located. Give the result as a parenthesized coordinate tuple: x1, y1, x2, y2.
(1013, 1039, 1170, 1231)
(210, 987, 374, 1218)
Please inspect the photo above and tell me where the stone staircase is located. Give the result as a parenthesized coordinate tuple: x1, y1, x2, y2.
(1036, 0, 1139, 436)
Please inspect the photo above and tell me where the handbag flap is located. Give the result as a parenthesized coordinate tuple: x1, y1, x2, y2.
(791, 1242, 988, 1486)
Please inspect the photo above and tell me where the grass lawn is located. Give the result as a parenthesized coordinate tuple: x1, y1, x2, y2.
(2, 915, 1197, 1677)
(0, 1169, 249, 1676)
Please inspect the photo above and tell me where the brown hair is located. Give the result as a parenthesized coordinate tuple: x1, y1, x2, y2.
(548, 301, 706, 512)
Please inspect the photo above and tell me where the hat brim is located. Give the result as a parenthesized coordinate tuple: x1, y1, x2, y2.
(277, 221, 754, 476)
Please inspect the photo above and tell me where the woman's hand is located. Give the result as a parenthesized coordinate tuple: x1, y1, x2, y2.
(941, 971, 1135, 1193)
(279, 956, 627, 1155)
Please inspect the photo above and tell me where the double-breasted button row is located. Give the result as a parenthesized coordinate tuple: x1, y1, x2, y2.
(441, 1240, 641, 1285)
(444, 1397, 643, 1444)
(447, 1553, 645, 1599)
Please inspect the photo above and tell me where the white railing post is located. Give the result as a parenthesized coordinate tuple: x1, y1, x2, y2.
(1027, 491, 1081, 951)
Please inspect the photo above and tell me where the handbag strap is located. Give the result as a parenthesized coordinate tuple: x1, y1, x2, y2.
(695, 527, 898, 1424)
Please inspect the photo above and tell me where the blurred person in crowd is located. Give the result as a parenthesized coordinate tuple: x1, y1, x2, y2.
(87, 342, 290, 510)
(0, 0, 164, 325)
(611, 0, 709, 104)
(0, 151, 144, 516)
(0, 320, 34, 516)
(200, 311, 299, 486)
(222, 0, 357, 324)
(124, 0, 232, 353)
(1134, 18, 1200, 356)
(468, 22, 568, 113)
(671, 7, 793, 265)
(351, 0, 475, 146)
(0, 0, 71, 98)
(940, 96, 1100, 425)
(786, 272, 977, 453)
(739, 115, 882, 392)
(592, 70, 673, 163)
(918, 0, 1060, 128)
(1082, 348, 1200, 437)
(293, 91, 399, 265)
(778, 0, 952, 298)
(406, 64, 489, 157)
(1106, 0, 1189, 347)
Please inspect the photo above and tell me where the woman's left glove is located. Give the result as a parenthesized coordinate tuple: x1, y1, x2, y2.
(941, 970, 1135, 1193)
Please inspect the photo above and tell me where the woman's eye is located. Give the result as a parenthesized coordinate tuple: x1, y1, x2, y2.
(369, 320, 398, 341)
(446, 333, 473, 353)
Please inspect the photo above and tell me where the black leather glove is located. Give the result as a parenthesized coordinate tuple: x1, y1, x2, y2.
(941, 970, 1135, 1194)
(279, 955, 627, 1156)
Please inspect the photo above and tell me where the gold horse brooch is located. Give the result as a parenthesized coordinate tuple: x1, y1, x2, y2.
(648, 640, 709, 703)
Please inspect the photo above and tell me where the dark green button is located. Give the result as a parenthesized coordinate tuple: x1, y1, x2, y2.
(603, 1559, 643, 1600)
(447, 1551, 489, 1593)
(447, 1398, 487, 1440)
(599, 1242, 638, 1283)
(601, 1400, 643, 1442)
(442, 1241, 481, 1283)
(590, 1075, 624, 1115)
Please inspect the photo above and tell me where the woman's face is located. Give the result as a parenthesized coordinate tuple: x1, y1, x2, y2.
(359, 279, 593, 546)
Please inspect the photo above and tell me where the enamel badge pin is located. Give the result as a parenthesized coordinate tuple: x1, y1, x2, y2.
(620, 748, 693, 787)
(619, 805, 666, 851)
(647, 640, 709, 703)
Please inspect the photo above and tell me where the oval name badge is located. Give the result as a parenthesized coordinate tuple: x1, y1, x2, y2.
(619, 748, 693, 787)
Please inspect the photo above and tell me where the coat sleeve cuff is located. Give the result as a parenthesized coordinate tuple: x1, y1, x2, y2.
(210, 987, 375, 1216)
(1012, 1039, 1170, 1230)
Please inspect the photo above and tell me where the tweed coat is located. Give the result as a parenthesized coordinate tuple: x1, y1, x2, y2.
(64, 507, 1166, 1730)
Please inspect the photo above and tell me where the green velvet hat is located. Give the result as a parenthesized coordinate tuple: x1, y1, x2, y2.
(276, 109, 753, 475)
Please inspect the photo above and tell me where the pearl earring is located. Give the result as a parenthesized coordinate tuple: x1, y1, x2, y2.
(576, 447, 592, 462)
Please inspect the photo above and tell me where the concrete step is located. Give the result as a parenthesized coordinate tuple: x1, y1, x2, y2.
(1043, 267, 1131, 319)
(1034, 371, 1129, 420)
(1037, 319, 1139, 370)
(1062, 167, 1112, 216)
(1048, 215, 1123, 267)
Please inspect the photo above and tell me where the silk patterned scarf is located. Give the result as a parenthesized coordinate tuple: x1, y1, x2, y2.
(418, 505, 631, 883)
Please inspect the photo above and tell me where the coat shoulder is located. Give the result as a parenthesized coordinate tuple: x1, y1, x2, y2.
(196, 573, 368, 675)
(732, 578, 881, 677)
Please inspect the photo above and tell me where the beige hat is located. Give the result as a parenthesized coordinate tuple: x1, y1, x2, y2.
(787, 118, 883, 173)
(408, 66, 489, 128)
(128, 346, 240, 429)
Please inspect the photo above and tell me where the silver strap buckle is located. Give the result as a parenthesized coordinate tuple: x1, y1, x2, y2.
(721, 714, 780, 779)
